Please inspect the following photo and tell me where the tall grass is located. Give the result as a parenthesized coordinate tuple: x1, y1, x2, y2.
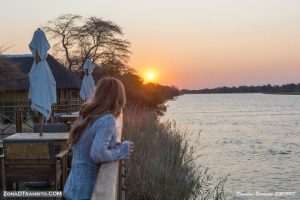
(123, 106, 227, 200)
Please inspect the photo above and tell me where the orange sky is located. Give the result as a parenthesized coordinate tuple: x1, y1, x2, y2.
(1, 0, 300, 89)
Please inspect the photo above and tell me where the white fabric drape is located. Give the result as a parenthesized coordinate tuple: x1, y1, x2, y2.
(28, 29, 56, 120)
(80, 59, 96, 100)
(29, 29, 50, 61)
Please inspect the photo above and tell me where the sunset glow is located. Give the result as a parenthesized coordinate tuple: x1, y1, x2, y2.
(147, 72, 154, 79)
(144, 71, 156, 82)
(1, 0, 300, 89)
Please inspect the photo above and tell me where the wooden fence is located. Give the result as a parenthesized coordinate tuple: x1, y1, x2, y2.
(0, 99, 83, 134)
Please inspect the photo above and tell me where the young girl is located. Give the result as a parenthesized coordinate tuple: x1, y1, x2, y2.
(63, 77, 134, 200)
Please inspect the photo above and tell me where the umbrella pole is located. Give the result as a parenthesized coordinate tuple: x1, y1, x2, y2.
(38, 112, 43, 136)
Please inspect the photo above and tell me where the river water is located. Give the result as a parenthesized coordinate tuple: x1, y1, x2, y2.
(162, 94, 300, 199)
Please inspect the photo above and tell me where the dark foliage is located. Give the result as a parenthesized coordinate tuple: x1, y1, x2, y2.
(119, 72, 180, 114)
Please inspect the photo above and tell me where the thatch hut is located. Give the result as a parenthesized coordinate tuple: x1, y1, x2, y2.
(0, 54, 81, 101)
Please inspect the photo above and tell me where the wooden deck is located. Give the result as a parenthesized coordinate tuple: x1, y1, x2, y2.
(0, 105, 125, 200)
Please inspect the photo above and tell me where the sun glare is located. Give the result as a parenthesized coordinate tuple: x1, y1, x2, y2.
(147, 72, 155, 80)
(144, 72, 156, 82)
(142, 67, 158, 83)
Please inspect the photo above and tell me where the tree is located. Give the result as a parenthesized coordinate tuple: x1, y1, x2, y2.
(44, 14, 180, 114)
(44, 14, 131, 75)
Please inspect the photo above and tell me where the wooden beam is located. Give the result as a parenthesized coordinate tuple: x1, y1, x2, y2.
(91, 112, 123, 200)
(15, 107, 22, 133)
(91, 161, 120, 200)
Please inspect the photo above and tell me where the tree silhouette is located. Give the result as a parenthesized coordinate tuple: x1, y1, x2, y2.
(44, 14, 130, 74)
(44, 14, 180, 113)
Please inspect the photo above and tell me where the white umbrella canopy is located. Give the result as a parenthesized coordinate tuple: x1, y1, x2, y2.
(80, 59, 96, 101)
(28, 28, 57, 123)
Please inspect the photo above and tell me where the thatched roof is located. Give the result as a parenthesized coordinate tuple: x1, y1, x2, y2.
(2, 54, 81, 91)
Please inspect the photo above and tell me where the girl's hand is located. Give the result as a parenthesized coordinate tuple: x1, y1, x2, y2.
(120, 141, 134, 159)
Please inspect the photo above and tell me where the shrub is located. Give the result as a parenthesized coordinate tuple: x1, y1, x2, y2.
(123, 106, 226, 200)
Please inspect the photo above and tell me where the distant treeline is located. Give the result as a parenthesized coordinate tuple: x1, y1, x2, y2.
(181, 83, 300, 94)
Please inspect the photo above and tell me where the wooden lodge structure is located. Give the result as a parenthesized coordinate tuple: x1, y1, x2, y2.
(0, 54, 81, 101)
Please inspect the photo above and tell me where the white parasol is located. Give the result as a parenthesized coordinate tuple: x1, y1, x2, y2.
(80, 59, 96, 101)
(28, 28, 56, 136)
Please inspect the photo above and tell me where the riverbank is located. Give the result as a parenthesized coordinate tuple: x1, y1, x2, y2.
(123, 106, 226, 200)
(181, 83, 300, 95)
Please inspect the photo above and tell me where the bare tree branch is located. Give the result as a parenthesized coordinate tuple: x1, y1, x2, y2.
(44, 14, 82, 71)
(44, 14, 131, 76)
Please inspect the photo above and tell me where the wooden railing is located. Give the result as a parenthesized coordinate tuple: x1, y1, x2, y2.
(92, 161, 121, 200)
(92, 112, 124, 200)
(0, 99, 83, 134)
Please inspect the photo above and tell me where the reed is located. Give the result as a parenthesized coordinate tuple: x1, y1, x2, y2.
(123, 105, 226, 200)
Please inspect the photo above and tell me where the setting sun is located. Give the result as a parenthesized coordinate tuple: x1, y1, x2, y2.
(144, 71, 156, 82)
(147, 72, 155, 80)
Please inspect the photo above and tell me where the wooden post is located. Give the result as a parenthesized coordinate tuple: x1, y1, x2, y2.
(120, 160, 126, 200)
(38, 112, 43, 136)
(15, 107, 22, 133)
(1, 155, 6, 191)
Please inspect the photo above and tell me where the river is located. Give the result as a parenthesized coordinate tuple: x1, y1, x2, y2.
(163, 93, 300, 199)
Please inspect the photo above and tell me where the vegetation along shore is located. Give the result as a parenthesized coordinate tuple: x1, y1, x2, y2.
(181, 83, 300, 95)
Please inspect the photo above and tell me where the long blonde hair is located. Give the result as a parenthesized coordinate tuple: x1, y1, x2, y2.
(68, 77, 126, 148)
